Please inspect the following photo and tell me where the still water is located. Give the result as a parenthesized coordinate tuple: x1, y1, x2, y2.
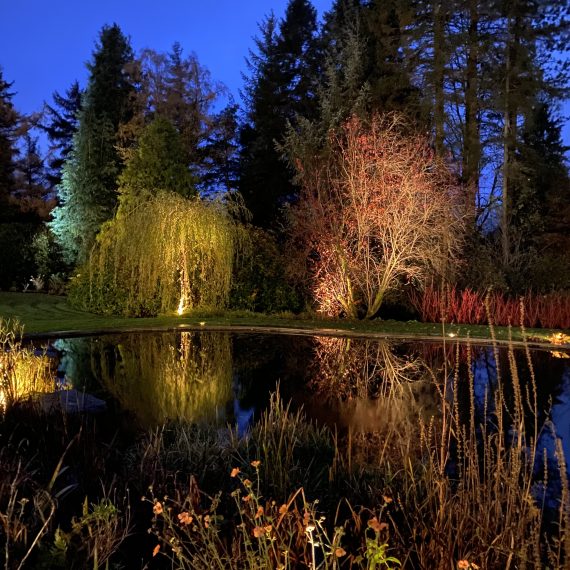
(41, 331, 570, 472)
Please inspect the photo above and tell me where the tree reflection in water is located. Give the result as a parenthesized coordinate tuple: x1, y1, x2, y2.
(94, 332, 232, 426)
(303, 336, 438, 464)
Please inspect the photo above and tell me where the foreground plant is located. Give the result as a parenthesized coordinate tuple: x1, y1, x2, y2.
(0, 319, 56, 413)
(146, 461, 400, 569)
(134, 333, 570, 568)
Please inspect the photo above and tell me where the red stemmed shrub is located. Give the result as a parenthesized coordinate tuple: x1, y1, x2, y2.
(411, 286, 570, 329)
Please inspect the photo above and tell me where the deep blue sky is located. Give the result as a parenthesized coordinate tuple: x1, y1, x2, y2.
(0, 0, 567, 151)
(0, 0, 332, 117)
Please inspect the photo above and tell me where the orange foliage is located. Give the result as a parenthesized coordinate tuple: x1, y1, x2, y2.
(289, 114, 465, 318)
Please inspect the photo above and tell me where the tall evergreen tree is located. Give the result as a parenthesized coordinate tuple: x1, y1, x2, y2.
(200, 103, 240, 194)
(321, 0, 422, 119)
(50, 24, 134, 265)
(363, 0, 423, 118)
(0, 70, 45, 288)
(13, 132, 51, 219)
(0, 67, 19, 223)
(239, 0, 322, 228)
(512, 102, 569, 250)
(41, 80, 82, 187)
(493, 0, 568, 265)
(117, 117, 196, 213)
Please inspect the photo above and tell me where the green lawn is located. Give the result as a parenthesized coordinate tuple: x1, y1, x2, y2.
(0, 291, 567, 347)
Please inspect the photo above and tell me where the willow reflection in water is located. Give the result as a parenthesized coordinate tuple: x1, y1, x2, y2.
(94, 332, 232, 426)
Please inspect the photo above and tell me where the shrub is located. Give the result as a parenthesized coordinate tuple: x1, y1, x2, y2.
(411, 286, 570, 329)
(230, 227, 304, 314)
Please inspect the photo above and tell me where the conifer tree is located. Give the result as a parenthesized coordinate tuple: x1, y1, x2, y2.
(363, 0, 423, 118)
(239, 0, 322, 228)
(14, 132, 51, 220)
(50, 24, 134, 265)
(494, 0, 568, 265)
(200, 103, 240, 194)
(0, 69, 44, 288)
(117, 117, 196, 213)
(513, 102, 569, 250)
(0, 68, 19, 223)
(41, 81, 82, 187)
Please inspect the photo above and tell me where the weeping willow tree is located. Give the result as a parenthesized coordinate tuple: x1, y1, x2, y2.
(72, 191, 243, 316)
(93, 332, 232, 426)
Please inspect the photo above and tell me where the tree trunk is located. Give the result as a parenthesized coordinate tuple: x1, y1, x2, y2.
(502, 13, 520, 267)
(433, 0, 446, 157)
(463, 0, 480, 217)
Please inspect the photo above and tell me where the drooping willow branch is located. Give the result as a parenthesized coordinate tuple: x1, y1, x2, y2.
(84, 191, 246, 316)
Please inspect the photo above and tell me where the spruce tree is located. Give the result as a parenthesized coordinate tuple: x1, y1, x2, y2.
(200, 103, 240, 194)
(50, 24, 134, 265)
(14, 132, 50, 220)
(513, 102, 569, 250)
(0, 69, 42, 288)
(363, 0, 423, 117)
(41, 81, 82, 187)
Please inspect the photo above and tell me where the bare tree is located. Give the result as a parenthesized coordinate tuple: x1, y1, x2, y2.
(288, 113, 465, 319)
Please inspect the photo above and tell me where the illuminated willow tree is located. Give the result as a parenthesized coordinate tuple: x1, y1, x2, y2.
(80, 191, 243, 316)
(287, 114, 465, 319)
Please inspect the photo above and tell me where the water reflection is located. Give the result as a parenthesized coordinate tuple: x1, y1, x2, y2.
(299, 338, 437, 452)
(57, 332, 232, 426)
(308, 337, 424, 399)
(1, 329, 59, 413)
(47, 331, 570, 472)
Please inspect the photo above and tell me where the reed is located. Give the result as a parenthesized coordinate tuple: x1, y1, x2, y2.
(0, 319, 56, 413)
(142, 337, 569, 569)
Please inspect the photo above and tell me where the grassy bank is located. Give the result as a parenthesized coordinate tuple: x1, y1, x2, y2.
(0, 292, 568, 346)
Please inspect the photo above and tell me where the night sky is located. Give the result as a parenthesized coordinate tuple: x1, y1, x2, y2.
(0, 0, 332, 122)
(0, 0, 568, 150)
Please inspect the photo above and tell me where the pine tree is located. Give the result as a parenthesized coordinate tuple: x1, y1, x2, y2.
(239, 0, 322, 228)
(50, 24, 135, 265)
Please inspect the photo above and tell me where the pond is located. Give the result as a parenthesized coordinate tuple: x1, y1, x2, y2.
(5, 329, 570, 568)
(38, 331, 570, 473)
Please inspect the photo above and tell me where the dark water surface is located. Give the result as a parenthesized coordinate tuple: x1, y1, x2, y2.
(35, 331, 570, 473)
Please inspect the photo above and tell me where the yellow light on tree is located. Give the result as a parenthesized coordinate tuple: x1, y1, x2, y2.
(82, 191, 244, 317)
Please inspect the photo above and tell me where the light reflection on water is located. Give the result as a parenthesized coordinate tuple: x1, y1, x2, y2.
(46, 332, 570, 472)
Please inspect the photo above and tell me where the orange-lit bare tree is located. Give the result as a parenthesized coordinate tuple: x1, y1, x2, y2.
(288, 114, 465, 319)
